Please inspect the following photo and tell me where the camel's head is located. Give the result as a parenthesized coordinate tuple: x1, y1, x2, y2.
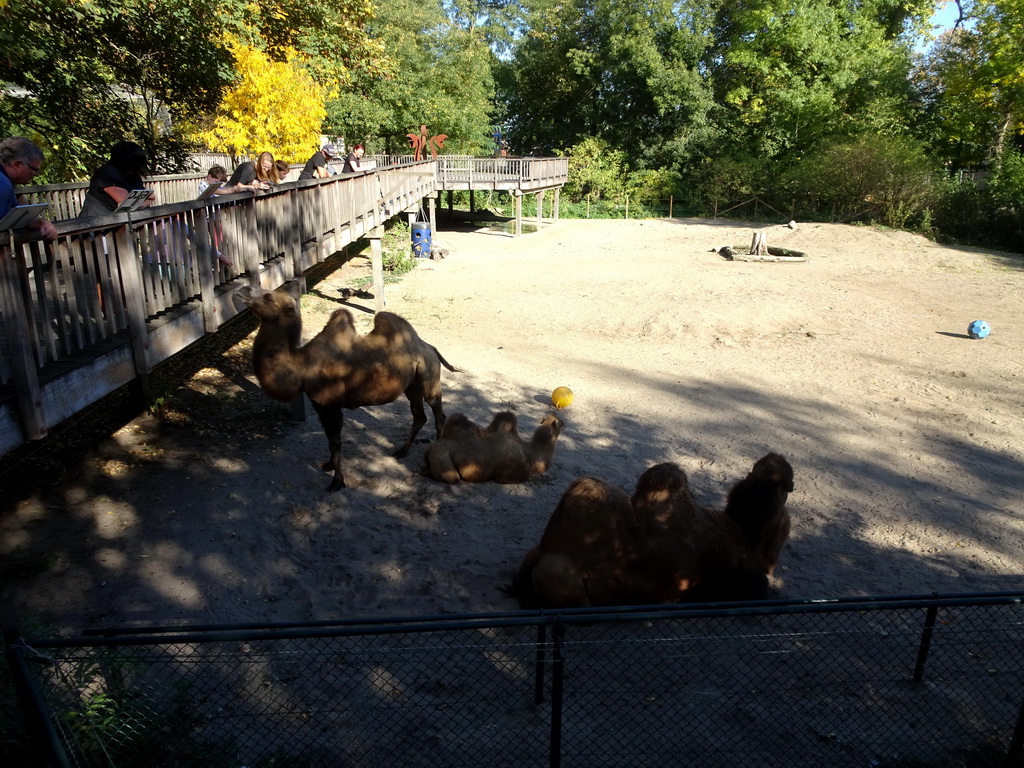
(235, 286, 299, 323)
(750, 452, 795, 495)
(539, 412, 564, 439)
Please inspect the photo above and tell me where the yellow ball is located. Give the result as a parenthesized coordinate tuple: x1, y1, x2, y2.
(551, 386, 574, 409)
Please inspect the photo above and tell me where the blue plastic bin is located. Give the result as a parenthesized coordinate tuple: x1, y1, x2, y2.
(411, 222, 432, 258)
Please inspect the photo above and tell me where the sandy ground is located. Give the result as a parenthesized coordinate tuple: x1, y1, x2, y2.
(2, 217, 1023, 634)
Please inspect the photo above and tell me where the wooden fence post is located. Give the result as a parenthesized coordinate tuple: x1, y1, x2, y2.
(243, 197, 261, 285)
(369, 226, 385, 312)
(193, 206, 218, 333)
(0, 237, 47, 438)
(114, 223, 152, 407)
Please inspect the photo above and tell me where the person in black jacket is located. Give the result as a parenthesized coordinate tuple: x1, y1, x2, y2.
(78, 141, 155, 218)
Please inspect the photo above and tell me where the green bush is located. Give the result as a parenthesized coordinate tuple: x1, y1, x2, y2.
(381, 220, 418, 275)
(783, 135, 940, 229)
(684, 154, 768, 217)
(930, 149, 1024, 252)
(559, 137, 629, 203)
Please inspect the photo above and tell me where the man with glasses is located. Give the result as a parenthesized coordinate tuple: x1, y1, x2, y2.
(0, 136, 58, 240)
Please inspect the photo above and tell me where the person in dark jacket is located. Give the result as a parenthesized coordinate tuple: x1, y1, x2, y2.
(78, 141, 154, 218)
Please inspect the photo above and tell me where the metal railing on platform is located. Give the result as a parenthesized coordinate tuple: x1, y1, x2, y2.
(5, 592, 1024, 767)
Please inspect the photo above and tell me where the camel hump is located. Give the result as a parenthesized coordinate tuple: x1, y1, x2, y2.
(632, 462, 690, 507)
(439, 412, 481, 439)
(485, 411, 519, 434)
(326, 307, 356, 329)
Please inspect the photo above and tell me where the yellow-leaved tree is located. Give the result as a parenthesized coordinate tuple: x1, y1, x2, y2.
(198, 41, 328, 162)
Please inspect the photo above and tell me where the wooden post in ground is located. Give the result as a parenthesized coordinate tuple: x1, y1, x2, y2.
(369, 226, 385, 312)
(750, 230, 768, 256)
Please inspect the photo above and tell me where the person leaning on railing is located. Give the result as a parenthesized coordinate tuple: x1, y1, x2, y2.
(0, 136, 58, 239)
(298, 144, 339, 180)
(223, 151, 280, 193)
(77, 140, 155, 218)
(343, 144, 365, 174)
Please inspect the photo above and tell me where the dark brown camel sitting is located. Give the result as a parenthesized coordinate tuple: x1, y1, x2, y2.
(511, 453, 793, 608)
(235, 286, 456, 491)
(420, 411, 565, 483)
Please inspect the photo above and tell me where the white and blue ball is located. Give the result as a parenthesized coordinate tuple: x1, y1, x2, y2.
(967, 320, 990, 339)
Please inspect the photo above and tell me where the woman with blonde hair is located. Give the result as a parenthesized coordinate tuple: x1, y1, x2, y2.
(224, 151, 279, 193)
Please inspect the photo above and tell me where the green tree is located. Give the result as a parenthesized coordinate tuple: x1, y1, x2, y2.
(917, 0, 1024, 167)
(500, 0, 717, 161)
(326, 0, 495, 153)
(0, 0, 233, 179)
(706, 0, 928, 161)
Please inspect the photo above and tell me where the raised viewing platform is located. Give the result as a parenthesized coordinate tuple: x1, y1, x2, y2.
(0, 155, 568, 456)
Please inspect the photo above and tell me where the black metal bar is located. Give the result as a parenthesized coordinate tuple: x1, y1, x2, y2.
(534, 622, 547, 706)
(1005, 693, 1024, 767)
(913, 604, 939, 683)
(3, 630, 73, 768)
(58, 591, 1024, 649)
(549, 621, 565, 768)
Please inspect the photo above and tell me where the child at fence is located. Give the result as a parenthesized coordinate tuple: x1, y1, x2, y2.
(198, 165, 228, 197)
(198, 165, 232, 267)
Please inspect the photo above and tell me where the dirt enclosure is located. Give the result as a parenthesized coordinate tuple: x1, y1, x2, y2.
(1, 217, 1023, 632)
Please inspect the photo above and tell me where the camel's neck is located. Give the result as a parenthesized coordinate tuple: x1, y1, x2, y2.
(529, 428, 559, 472)
(252, 319, 304, 401)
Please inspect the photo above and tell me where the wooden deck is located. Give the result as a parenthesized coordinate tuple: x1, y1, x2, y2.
(1, 157, 568, 456)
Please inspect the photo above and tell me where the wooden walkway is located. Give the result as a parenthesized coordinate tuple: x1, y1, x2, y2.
(1, 156, 568, 456)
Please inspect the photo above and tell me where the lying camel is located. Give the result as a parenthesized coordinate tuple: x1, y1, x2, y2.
(235, 286, 456, 491)
(420, 411, 565, 483)
(511, 453, 793, 608)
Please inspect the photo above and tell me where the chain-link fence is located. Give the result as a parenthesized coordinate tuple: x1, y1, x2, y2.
(6, 592, 1024, 767)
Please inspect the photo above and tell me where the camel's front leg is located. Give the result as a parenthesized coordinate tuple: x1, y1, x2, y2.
(312, 402, 346, 491)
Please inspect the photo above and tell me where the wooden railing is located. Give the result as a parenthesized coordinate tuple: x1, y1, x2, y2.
(2, 155, 567, 455)
(0, 162, 437, 454)
(15, 155, 567, 222)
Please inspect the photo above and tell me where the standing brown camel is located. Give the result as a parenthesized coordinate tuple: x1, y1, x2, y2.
(420, 411, 565, 483)
(235, 286, 457, 491)
(511, 453, 794, 608)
